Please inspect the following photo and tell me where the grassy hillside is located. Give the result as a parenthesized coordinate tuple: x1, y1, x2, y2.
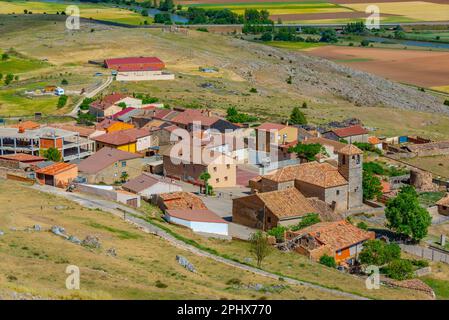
(1, 14, 449, 138)
(0, 179, 343, 300)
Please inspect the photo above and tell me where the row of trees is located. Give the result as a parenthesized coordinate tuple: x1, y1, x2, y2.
(181, 8, 272, 25)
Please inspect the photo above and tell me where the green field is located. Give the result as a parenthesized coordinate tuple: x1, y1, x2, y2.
(0, 0, 152, 25)
(0, 54, 49, 75)
(265, 41, 325, 50)
(0, 88, 59, 117)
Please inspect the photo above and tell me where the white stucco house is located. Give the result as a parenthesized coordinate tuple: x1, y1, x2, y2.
(164, 209, 229, 237)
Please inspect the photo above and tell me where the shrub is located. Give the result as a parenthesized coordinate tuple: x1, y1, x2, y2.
(319, 255, 336, 268)
(61, 79, 68, 85)
(444, 99, 449, 106)
(359, 239, 401, 266)
(411, 259, 429, 268)
(290, 213, 320, 231)
(249, 87, 258, 93)
(57, 95, 68, 108)
(155, 280, 168, 288)
(384, 259, 414, 280)
(357, 221, 368, 230)
(267, 225, 287, 242)
(226, 278, 242, 286)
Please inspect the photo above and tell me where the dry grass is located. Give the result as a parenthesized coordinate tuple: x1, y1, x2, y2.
(0, 179, 342, 300)
(402, 155, 449, 178)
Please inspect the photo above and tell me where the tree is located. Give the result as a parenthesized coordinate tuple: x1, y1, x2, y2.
(385, 185, 432, 242)
(43, 147, 61, 162)
(288, 143, 325, 161)
(199, 171, 211, 195)
(120, 172, 129, 183)
(357, 221, 368, 230)
(362, 170, 382, 201)
(4, 73, 14, 85)
(289, 106, 307, 125)
(226, 106, 238, 118)
(249, 231, 271, 268)
(361, 39, 370, 47)
(57, 95, 68, 109)
(384, 259, 414, 280)
(117, 102, 127, 109)
(319, 254, 336, 268)
(359, 239, 401, 266)
(319, 28, 338, 43)
(61, 79, 68, 85)
(1, 53, 9, 61)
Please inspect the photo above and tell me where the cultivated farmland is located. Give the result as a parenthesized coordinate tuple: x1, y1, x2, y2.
(306, 45, 449, 88)
(0, 0, 152, 25)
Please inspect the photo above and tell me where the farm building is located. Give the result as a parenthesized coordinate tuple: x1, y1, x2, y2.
(89, 93, 141, 118)
(104, 57, 174, 81)
(35, 162, 78, 188)
(78, 147, 143, 184)
(323, 125, 368, 143)
(284, 220, 375, 265)
(122, 172, 182, 198)
(164, 208, 229, 237)
(154, 191, 207, 211)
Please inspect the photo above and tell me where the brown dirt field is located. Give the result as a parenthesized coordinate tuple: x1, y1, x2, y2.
(269, 11, 398, 21)
(306, 45, 449, 87)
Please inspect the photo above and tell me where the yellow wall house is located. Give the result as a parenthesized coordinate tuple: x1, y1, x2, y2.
(255, 122, 298, 153)
(95, 119, 135, 133)
(93, 128, 151, 154)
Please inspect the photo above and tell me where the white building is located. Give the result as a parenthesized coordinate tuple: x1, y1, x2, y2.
(122, 173, 182, 198)
(164, 209, 229, 237)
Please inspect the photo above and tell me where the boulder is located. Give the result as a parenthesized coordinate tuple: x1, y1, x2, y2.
(176, 255, 196, 273)
(81, 235, 101, 249)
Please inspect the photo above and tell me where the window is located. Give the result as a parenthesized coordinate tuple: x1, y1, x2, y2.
(352, 155, 355, 160)
(337, 250, 342, 256)
(213, 167, 217, 172)
(216, 178, 219, 183)
(267, 217, 271, 223)
(336, 190, 340, 196)
(341, 156, 345, 165)
(356, 155, 361, 164)
(224, 176, 228, 181)
(121, 161, 126, 167)
(115, 162, 118, 167)
(226, 164, 230, 169)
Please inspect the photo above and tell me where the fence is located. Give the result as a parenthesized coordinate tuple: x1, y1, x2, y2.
(399, 244, 449, 264)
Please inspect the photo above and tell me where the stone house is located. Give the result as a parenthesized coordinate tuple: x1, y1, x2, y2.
(255, 122, 298, 153)
(285, 220, 375, 264)
(232, 188, 339, 231)
(78, 147, 143, 184)
(436, 193, 449, 216)
(249, 144, 363, 213)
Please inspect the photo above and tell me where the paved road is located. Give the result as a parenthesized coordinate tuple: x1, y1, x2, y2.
(30, 184, 368, 300)
(67, 76, 113, 118)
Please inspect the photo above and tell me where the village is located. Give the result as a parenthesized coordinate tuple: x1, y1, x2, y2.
(1, 54, 449, 299)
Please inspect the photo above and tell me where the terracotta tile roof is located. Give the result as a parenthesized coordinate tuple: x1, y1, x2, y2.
(122, 173, 179, 193)
(166, 209, 226, 223)
(368, 136, 381, 145)
(10, 121, 40, 130)
(90, 93, 128, 111)
(436, 193, 449, 206)
(95, 119, 120, 130)
(35, 162, 77, 175)
(304, 137, 346, 152)
(153, 109, 177, 120)
(111, 107, 135, 119)
(142, 119, 167, 129)
(48, 124, 96, 138)
(158, 192, 207, 210)
(93, 128, 151, 146)
(255, 188, 318, 219)
(331, 125, 368, 138)
(78, 147, 142, 174)
(257, 122, 287, 131)
(294, 220, 375, 251)
(337, 144, 363, 155)
(0, 153, 45, 163)
(170, 109, 219, 127)
(264, 162, 347, 188)
(307, 198, 343, 221)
